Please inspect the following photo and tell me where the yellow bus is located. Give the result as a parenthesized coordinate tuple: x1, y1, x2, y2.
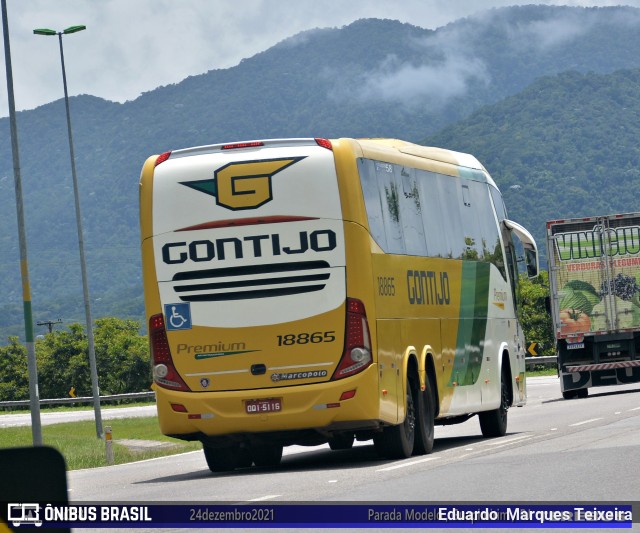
(139, 137, 539, 472)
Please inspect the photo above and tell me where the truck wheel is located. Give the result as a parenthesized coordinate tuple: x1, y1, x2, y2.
(479, 369, 509, 438)
(413, 376, 435, 455)
(374, 377, 415, 459)
(328, 433, 355, 450)
(203, 445, 241, 473)
(251, 443, 283, 468)
(576, 388, 589, 399)
(562, 390, 578, 400)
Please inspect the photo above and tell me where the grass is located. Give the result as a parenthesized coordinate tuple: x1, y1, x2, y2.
(0, 416, 201, 470)
(527, 366, 557, 376)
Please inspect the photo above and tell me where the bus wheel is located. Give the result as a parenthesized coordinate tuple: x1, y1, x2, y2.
(479, 369, 509, 438)
(328, 433, 355, 450)
(562, 390, 578, 400)
(203, 445, 242, 473)
(413, 377, 435, 455)
(373, 377, 415, 459)
(251, 443, 283, 468)
(576, 388, 589, 399)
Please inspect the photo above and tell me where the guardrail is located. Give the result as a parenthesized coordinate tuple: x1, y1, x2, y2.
(525, 356, 557, 371)
(0, 391, 155, 409)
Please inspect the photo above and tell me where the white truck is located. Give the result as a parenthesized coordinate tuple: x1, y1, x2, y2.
(546, 213, 640, 399)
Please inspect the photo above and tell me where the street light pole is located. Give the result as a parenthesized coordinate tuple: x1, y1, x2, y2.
(2, 0, 42, 446)
(34, 25, 103, 439)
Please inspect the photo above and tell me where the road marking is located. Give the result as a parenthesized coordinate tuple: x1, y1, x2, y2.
(486, 436, 533, 450)
(629, 406, 640, 412)
(247, 495, 281, 501)
(550, 428, 557, 431)
(482, 435, 530, 446)
(376, 456, 440, 472)
(569, 418, 602, 427)
(615, 411, 622, 415)
(328, 480, 338, 483)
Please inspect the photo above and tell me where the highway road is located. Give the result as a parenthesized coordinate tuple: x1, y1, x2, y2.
(0, 405, 157, 428)
(3, 377, 637, 530)
(58, 376, 640, 531)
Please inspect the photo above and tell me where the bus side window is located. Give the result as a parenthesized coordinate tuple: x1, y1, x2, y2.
(399, 167, 428, 256)
(375, 162, 406, 255)
(358, 159, 388, 250)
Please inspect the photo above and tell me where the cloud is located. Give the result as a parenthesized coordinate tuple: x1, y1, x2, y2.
(348, 53, 489, 108)
(504, 11, 595, 52)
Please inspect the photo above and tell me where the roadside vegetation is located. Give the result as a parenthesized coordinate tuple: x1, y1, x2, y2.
(0, 317, 150, 404)
(0, 416, 201, 470)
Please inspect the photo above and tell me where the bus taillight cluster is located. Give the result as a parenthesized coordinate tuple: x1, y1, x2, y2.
(332, 298, 372, 380)
(149, 314, 190, 391)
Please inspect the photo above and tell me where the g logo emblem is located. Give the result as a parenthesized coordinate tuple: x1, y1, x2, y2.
(181, 157, 305, 211)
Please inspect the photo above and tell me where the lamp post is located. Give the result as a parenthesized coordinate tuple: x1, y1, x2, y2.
(34, 25, 103, 439)
(2, 0, 42, 446)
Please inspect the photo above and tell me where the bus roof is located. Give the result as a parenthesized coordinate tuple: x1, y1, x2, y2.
(156, 137, 495, 187)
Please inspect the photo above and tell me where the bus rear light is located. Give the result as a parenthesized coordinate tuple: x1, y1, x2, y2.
(155, 151, 171, 167)
(171, 403, 188, 413)
(221, 141, 264, 150)
(339, 389, 357, 401)
(149, 313, 190, 392)
(332, 298, 372, 380)
(315, 138, 333, 150)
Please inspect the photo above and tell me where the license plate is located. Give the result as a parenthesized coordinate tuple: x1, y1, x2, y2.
(567, 342, 585, 350)
(245, 398, 282, 414)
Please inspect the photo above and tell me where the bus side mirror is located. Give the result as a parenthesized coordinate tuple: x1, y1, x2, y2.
(525, 247, 538, 279)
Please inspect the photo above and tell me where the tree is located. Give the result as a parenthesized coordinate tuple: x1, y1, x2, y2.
(93, 317, 151, 395)
(0, 338, 29, 401)
(36, 324, 91, 399)
(518, 271, 555, 356)
(31, 318, 150, 399)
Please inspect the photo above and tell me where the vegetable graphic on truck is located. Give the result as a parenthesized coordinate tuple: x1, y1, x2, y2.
(546, 213, 640, 399)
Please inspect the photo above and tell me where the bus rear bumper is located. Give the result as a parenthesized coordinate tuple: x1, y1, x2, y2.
(154, 365, 383, 442)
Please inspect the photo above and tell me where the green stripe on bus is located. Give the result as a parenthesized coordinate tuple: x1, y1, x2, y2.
(450, 261, 490, 386)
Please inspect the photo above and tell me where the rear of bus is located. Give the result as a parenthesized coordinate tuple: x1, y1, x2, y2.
(140, 138, 379, 467)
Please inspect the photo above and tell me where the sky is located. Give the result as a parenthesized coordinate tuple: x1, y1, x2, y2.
(2, 0, 640, 118)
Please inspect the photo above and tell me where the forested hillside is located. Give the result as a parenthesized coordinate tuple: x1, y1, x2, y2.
(2, 5, 640, 340)
(423, 68, 640, 265)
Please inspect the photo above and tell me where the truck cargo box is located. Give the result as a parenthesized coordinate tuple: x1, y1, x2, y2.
(546, 213, 640, 398)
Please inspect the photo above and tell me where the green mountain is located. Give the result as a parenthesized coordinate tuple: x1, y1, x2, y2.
(423, 68, 640, 266)
(2, 5, 640, 341)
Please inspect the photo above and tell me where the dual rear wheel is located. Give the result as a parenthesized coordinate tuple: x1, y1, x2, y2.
(373, 375, 435, 459)
(203, 442, 283, 473)
(562, 388, 588, 400)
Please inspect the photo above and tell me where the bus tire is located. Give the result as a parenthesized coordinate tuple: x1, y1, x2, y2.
(413, 376, 435, 455)
(251, 443, 283, 468)
(203, 445, 241, 473)
(562, 390, 578, 400)
(373, 377, 415, 459)
(328, 433, 355, 450)
(576, 388, 589, 399)
(479, 369, 509, 438)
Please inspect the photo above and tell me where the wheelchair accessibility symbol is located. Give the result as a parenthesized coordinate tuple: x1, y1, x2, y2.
(164, 303, 192, 331)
